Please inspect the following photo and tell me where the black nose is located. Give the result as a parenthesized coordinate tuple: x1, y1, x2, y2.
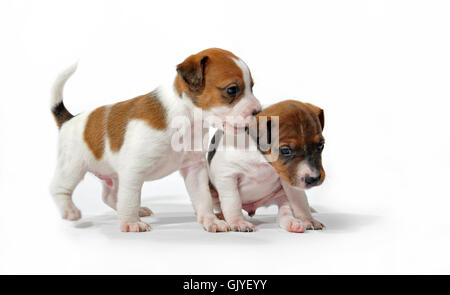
(252, 109, 261, 116)
(305, 175, 321, 186)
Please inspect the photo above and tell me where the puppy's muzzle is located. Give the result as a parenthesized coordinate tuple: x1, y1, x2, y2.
(305, 174, 321, 187)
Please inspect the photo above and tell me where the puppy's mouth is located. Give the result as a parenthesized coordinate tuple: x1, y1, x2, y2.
(296, 178, 310, 190)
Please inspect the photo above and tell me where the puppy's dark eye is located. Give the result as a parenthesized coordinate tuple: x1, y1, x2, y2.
(317, 141, 325, 151)
(226, 86, 239, 97)
(280, 146, 292, 156)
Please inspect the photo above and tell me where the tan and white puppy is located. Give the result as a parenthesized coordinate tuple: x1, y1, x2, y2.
(50, 48, 261, 232)
(208, 100, 325, 233)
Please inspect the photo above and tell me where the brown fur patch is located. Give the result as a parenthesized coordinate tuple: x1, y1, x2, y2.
(175, 48, 248, 110)
(84, 106, 107, 160)
(254, 100, 325, 185)
(107, 92, 167, 152)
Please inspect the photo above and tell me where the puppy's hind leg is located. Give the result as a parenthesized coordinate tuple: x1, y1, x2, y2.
(101, 178, 152, 217)
(101, 179, 117, 210)
(50, 161, 85, 221)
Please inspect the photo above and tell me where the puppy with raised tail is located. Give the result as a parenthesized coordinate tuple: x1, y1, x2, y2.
(50, 48, 261, 232)
(208, 100, 325, 233)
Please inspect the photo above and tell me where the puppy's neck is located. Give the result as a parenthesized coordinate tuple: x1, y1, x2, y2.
(156, 78, 202, 121)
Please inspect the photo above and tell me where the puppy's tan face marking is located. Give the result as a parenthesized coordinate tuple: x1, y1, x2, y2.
(175, 48, 261, 124)
(84, 106, 107, 160)
(106, 92, 167, 152)
(256, 100, 325, 189)
(175, 48, 243, 109)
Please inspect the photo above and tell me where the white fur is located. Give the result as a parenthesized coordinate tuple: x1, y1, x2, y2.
(208, 132, 325, 232)
(49, 62, 260, 232)
(51, 62, 78, 108)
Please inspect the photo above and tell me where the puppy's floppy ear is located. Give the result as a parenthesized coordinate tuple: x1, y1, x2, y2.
(305, 103, 324, 131)
(176, 55, 209, 91)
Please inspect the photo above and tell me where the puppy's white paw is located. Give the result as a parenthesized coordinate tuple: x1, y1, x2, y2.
(61, 204, 82, 221)
(228, 219, 255, 232)
(138, 206, 153, 217)
(199, 215, 230, 232)
(120, 221, 151, 232)
(298, 217, 325, 230)
(279, 216, 305, 233)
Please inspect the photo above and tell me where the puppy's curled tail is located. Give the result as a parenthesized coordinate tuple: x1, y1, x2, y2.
(51, 63, 77, 128)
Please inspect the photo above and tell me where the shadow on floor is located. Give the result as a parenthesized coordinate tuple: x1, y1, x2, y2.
(71, 200, 380, 242)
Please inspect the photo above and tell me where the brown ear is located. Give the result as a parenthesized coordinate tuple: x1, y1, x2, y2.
(305, 103, 324, 131)
(176, 55, 208, 92)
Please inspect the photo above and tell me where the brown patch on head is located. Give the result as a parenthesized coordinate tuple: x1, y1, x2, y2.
(84, 106, 107, 160)
(107, 92, 167, 152)
(175, 48, 251, 110)
(253, 100, 325, 186)
(305, 103, 324, 131)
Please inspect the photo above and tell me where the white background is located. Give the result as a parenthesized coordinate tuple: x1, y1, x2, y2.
(1, 0, 450, 274)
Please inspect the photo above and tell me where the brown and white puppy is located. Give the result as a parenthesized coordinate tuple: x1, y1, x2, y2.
(208, 100, 325, 232)
(50, 48, 261, 232)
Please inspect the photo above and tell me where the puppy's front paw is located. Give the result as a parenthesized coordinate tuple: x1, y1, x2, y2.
(228, 219, 255, 232)
(138, 206, 153, 217)
(298, 217, 325, 230)
(279, 216, 305, 233)
(199, 215, 230, 232)
(120, 221, 151, 232)
(61, 204, 82, 221)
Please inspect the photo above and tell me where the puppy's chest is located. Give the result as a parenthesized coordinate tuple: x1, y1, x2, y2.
(237, 162, 281, 203)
